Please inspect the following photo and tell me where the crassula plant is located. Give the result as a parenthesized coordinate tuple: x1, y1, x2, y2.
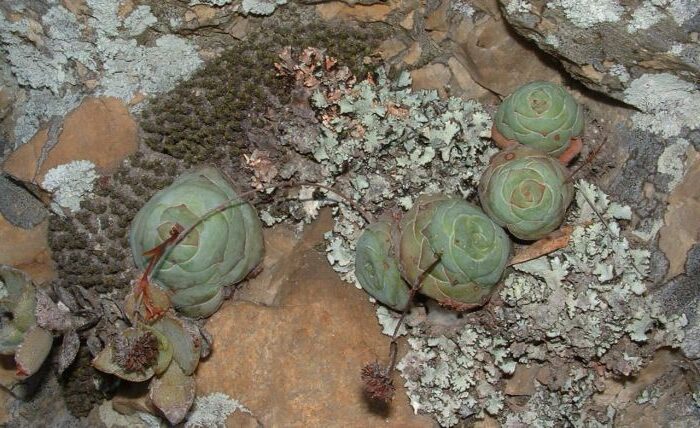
(355, 221, 411, 311)
(130, 167, 264, 318)
(492, 81, 584, 164)
(355, 195, 511, 311)
(399, 195, 512, 309)
(0, 265, 53, 380)
(479, 146, 574, 241)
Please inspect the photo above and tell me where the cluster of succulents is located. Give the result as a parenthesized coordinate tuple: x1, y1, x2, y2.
(355, 81, 583, 309)
(356, 196, 512, 310)
(88, 166, 265, 424)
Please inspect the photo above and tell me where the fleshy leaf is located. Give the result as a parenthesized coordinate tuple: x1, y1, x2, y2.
(149, 363, 196, 425)
(15, 326, 53, 378)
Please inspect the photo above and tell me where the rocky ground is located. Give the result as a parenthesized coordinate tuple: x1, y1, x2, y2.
(0, 0, 698, 426)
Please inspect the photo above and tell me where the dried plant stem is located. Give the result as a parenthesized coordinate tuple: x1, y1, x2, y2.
(168, 180, 373, 253)
(566, 135, 607, 183)
(135, 180, 374, 315)
(385, 255, 443, 377)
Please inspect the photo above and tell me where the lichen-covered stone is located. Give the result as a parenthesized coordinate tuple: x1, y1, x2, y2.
(498, 0, 699, 109)
(396, 181, 688, 426)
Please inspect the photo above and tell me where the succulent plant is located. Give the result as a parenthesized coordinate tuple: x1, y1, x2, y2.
(92, 313, 202, 424)
(397, 195, 511, 309)
(492, 81, 584, 163)
(479, 146, 574, 241)
(130, 167, 264, 318)
(0, 265, 53, 378)
(355, 221, 411, 311)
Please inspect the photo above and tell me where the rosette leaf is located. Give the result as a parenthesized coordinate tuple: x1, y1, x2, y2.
(355, 221, 411, 310)
(479, 146, 574, 241)
(130, 167, 264, 318)
(398, 195, 511, 309)
(0, 266, 38, 355)
(493, 81, 584, 162)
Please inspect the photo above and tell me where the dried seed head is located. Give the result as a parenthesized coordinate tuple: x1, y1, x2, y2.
(113, 331, 159, 373)
(361, 362, 395, 402)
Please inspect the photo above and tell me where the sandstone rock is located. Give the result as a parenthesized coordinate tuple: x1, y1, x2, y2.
(0, 175, 46, 229)
(498, 0, 700, 102)
(593, 350, 698, 426)
(449, 11, 563, 96)
(403, 42, 422, 65)
(410, 63, 452, 96)
(234, 225, 300, 306)
(196, 211, 434, 427)
(316, 0, 401, 22)
(504, 364, 540, 396)
(377, 38, 408, 60)
(400, 10, 415, 30)
(3, 97, 138, 185)
(446, 57, 494, 102)
(658, 150, 700, 279)
(0, 215, 54, 285)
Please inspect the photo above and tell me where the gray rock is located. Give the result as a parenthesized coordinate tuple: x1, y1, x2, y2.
(652, 244, 700, 359)
(498, 0, 699, 103)
(0, 175, 47, 229)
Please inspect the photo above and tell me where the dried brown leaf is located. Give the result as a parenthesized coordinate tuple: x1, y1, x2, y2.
(57, 329, 80, 376)
(509, 225, 574, 266)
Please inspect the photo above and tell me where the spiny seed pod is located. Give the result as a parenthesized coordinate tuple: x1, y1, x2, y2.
(355, 221, 411, 311)
(130, 167, 264, 318)
(398, 195, 511, 309)
(479, 146, 574, 241)
(493, 81, 584, 162)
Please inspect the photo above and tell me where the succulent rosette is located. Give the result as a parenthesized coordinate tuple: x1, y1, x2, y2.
(0, 266, 37, 355)
(398, 195, 511, 309)
(479, 146, 574, 241)
(0, 265, 53, 378)
(493, 81, 584, 161)
(355, 221, 411, 311)
(130, 167, 264, 318)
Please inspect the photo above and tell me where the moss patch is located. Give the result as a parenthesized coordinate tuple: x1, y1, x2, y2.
(48, 151, 180, 296)
(140, 8, 386, 165)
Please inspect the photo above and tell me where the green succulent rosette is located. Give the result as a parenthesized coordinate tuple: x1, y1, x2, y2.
(398, 195, 511, 309)
(355, 221, 411, 311)
(0, 266, 37, 355)
(479, 146, 573, 241)
(494, 81, 584, 156)
(130, 167, 264, 318)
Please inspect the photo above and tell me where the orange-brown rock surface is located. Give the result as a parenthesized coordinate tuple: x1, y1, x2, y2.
(196, 211, 435, 427)
(3, 96, 138, 185)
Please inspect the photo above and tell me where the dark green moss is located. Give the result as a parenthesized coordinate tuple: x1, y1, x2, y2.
(139, 9, 386, 165)
(60, 347, 113, 418)
(48, 152, 179, 296)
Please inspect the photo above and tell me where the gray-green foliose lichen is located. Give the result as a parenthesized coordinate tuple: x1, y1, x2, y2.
(0, 1, 202, 147)
(393, 181, 687, 426)
(271, 66, 495, 285)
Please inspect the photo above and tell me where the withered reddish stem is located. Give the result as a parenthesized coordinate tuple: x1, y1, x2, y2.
(386, 254, 442, 377)
(134, 181, 372, 319)
(136, 224, 183, 320)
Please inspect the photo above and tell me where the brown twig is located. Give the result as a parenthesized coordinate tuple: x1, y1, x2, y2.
(168, 180, 374, 252)
(362, 254, 442, 402)
(566, 135, 608, 183)
(386, 254, 443, 376)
